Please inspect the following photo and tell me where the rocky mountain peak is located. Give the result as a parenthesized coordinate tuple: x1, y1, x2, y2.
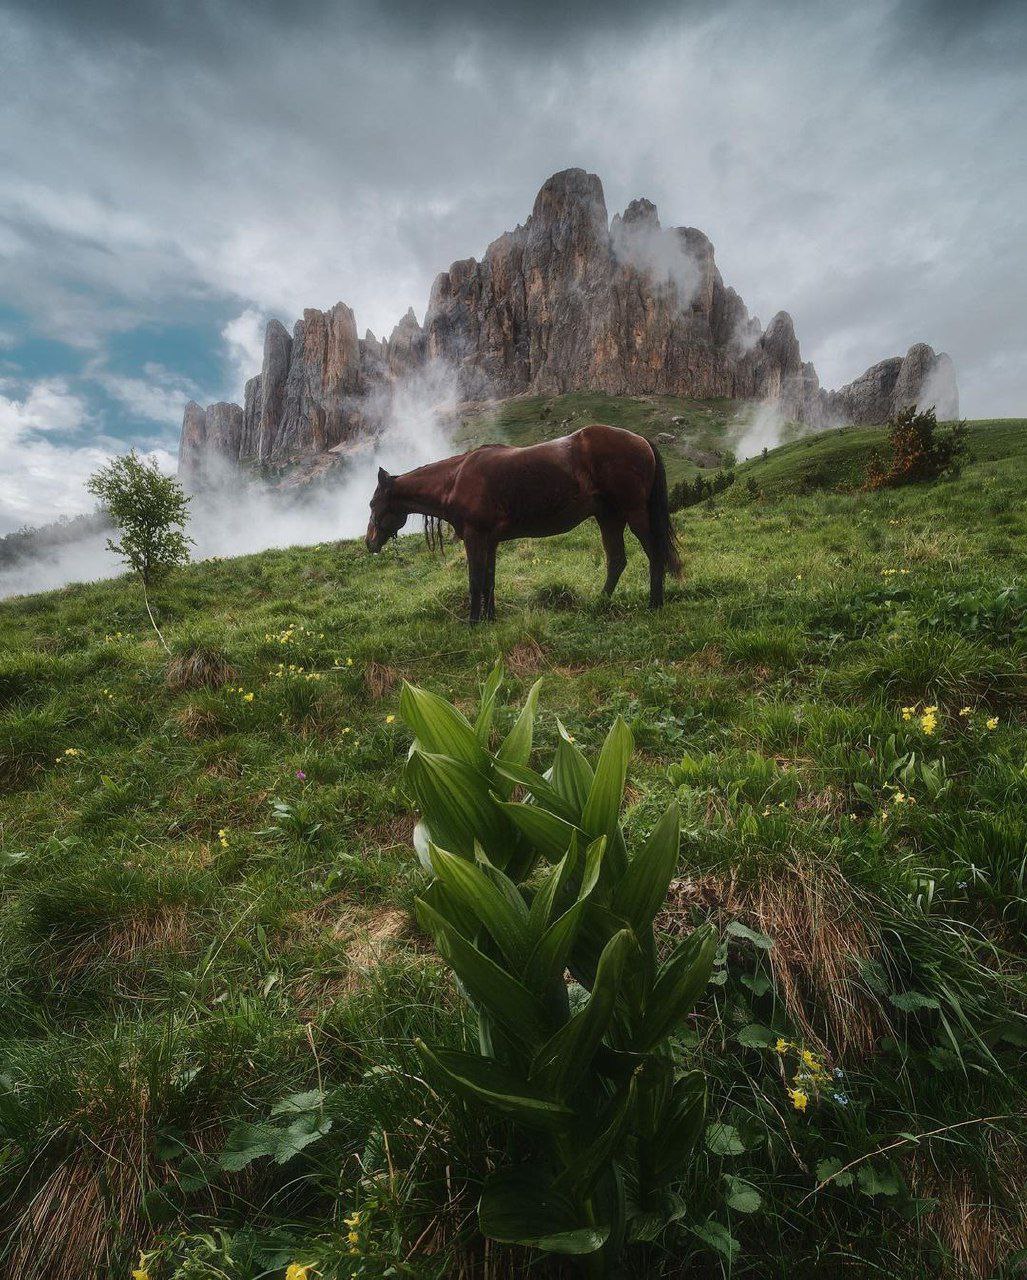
(178, 168, 959, 487)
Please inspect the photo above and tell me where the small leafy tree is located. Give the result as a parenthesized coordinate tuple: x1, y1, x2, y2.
(88, 451, 192, 651)
(400, 669, 715, 1276)
(865, 406, 969, 489)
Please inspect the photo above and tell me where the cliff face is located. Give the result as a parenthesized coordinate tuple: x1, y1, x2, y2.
(178, 168, 958, 486)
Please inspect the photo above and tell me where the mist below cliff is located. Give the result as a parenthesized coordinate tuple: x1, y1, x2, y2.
(0, 364, 457, 602)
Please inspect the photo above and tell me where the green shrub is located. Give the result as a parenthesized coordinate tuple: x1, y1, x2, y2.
(399, 669, 716, 1275)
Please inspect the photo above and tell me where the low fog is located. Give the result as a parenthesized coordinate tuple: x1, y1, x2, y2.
(0, 362, 459, 600)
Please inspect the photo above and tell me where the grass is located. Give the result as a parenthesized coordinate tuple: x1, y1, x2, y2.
(1, 411, 1026, 1278)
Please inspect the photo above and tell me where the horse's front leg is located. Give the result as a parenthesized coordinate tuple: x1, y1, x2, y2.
(484, 545, 497, 621)
(464, 531, 488, 623)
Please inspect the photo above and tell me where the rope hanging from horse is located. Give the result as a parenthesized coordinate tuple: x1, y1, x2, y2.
(424, 514, 448, 557)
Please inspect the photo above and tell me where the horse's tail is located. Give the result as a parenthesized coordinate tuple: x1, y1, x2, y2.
(648, 445, 682, 578)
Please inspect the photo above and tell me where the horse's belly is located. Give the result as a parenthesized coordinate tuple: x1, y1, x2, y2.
(502, 506, 590, 539)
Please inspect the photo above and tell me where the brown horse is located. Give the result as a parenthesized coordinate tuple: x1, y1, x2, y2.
(365, 424, 681, 622)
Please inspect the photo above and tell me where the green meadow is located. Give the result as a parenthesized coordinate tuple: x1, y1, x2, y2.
(1, 413, 1025, 1279)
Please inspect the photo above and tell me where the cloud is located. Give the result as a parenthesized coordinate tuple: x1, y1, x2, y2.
(221, 308, 270, 401)
(88, 361, 205, 427)
(0, 376, 109, 531)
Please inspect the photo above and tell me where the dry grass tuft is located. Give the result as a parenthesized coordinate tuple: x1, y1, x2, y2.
(166, 646, 234, 693)
(505, 637, 548, 678)
(364, 661, 403, 700)
(5, 1150, 142, 1280)
(658, 855, 889, 1056)
(341, 906, 410, 971)
(910, 1153, 1027, 1279)
(174, 704, 222, 740)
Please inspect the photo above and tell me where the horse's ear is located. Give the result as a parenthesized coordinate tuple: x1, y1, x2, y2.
(377, 466, 393, 488)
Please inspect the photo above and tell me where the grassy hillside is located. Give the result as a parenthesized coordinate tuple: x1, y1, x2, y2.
(1, 413, 1026, 1279)
(452, 391, 747, 483)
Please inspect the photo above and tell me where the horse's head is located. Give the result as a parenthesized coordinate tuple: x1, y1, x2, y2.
(366, 467, 408, 552)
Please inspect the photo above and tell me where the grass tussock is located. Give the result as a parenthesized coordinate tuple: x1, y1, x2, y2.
(165, 645, 235, 692)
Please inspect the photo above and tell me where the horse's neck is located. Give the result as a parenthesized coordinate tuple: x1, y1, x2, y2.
(393, 457, 459, 519)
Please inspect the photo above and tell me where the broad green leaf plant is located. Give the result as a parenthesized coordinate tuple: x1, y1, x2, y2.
(400, 668, 717, 1276)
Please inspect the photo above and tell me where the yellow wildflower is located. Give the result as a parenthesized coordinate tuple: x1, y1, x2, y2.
(788, 1087, 809, 1112)
(285, 1265, 312, 1280)
(901, 706, 915, 721)
(218, 828, 229, 848)
(243, 692, 254, 702)
(959, 706, 972, 717)
(344, 1211, 362, 1228)
(64, 747, 81, 756)
(986, 716, 999, 730)
(132, 1253, 151, 1280)
(775, 1037, 789, 1054)
(385, 714, 395, 724)
(920, 706, 937, 735)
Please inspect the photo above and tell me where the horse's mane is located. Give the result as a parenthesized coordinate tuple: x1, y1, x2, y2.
(423, 515, 450, 557)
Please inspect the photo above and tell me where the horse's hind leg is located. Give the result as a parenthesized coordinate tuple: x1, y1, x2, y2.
(626, 509, 665, 609)
(598, 515, 627, 596)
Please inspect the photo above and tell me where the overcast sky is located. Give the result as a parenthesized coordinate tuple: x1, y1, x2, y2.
(1, 0, 1025, 533)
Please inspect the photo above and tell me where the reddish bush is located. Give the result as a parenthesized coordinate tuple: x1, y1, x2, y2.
(865, 406, 969, 489)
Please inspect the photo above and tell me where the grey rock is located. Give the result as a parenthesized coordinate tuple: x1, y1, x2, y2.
(275, 302, 362, 461)
(257, 319, 293, 463)
(177, 400, 207, 489)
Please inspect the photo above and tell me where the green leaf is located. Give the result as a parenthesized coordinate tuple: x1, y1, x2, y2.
(270, 1089, 323, 1116)
(218, 1122, 280, 1171)
(691, 1218, 740, 1260)
(428, 844, 528, 970)
(474, 662, 504, 743)
(416, 1042, 574, 1131)
(889, 991, 941, 1013)
(612, 801, 680, 930)
(555, 1079, 635, 1198)
(551, 723, 594, 816)
(493, 759, 580, 822)
(581, 717, 632, 844)
(639, 923, 717, 1049)
(705, 1123, 747, 1156)
(641, 1069, 706, 1187)
(725, 920, 774, 950)
(735, 1023, 777, 1049)
(495, 677, 543, 795)
(400, 682, 486, 769)
(274, 1112, 333, 1163)
(524, 899, 586, 991)
(857, 1163, 901, 1197)
(415, 897, 547, 1044)
(531, 929, 633, 1097)
(499, 799, 580, 862)
(527, 839, 580, 941)
(724, 1175, 762, 1214)
(406, 748, 509, 861)
(479, 1167, 608, 1255)
(815, 1157, 853, 1189)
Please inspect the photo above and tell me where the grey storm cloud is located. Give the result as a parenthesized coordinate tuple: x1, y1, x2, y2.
(1, 0, 1025, 416)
